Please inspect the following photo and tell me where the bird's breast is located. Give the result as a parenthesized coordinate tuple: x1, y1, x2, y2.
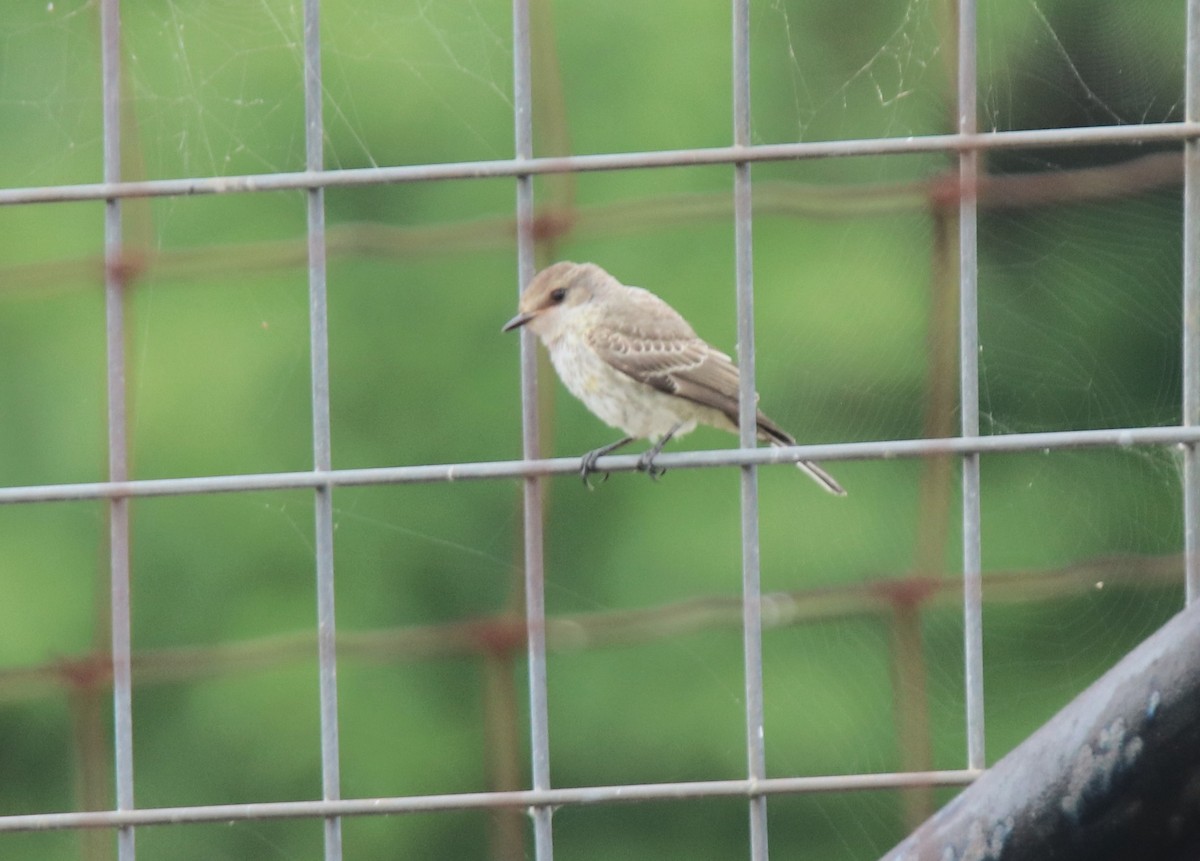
(546, 335, 706, 440)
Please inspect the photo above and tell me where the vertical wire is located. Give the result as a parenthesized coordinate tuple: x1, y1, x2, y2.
(1183, 0, 1200, 605)
(100, 0, 135, 858)
(732, 1, 768, 858)
(513, 0, 553, 858)
(303, 0, 343, 857)
(957, 0, 986, 771)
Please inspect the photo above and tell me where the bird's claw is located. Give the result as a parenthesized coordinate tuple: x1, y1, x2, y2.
(636, 452, 666, 481)
(579, 452, 610, 489)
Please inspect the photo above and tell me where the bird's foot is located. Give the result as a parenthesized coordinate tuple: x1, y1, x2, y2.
(636, 450, 666, 481)
(578, 437, 635, 489)
(579, 450, 611, 489)
(634, 425, 682, 481)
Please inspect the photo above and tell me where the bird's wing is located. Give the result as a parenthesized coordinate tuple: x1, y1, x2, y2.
(586, 315, 746, 425)
(586, 288, 794, 444)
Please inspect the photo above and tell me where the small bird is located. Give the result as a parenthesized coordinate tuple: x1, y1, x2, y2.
(502, 262, 846, 495)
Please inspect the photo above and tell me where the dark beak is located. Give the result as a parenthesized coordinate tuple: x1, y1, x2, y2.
(501, 311, 534, 333)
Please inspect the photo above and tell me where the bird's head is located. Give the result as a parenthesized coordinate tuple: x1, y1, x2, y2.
(501, 261, 608, 338)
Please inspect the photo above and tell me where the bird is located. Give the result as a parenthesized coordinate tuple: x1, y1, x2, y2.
(502, 261, 846, 495)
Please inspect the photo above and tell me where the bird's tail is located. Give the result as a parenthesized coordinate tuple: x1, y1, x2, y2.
(788, 452, 847, 496)
(757, 418, 847, 496)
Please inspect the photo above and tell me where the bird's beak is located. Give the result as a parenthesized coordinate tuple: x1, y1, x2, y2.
(501, 311, 534, 333)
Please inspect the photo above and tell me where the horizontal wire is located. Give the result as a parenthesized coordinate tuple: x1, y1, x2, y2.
(0, 770, 980, 833)
(0, 425, 1194, 506)
(0, 122, 1195, 207)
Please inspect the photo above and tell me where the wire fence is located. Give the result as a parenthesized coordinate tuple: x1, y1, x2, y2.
(0, 1, 1197, 860)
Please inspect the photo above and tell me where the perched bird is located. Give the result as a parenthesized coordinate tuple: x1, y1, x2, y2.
(502, 261, 846, 496)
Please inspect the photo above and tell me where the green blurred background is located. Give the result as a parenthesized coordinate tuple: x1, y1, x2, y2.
(0, 0, 1188, 858)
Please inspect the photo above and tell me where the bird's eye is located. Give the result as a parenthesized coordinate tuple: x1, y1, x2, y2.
(549, 287, 567, 303)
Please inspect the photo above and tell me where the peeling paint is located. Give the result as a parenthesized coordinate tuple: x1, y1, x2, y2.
(1061, 718, 1144, 820)
(948, 816, 1014, 861)
(1146, 689, 1162, 722)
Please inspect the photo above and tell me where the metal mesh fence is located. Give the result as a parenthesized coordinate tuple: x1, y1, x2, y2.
(0, 1, 1197, 859)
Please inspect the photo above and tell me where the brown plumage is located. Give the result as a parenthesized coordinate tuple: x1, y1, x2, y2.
(503, 261, 845, 495)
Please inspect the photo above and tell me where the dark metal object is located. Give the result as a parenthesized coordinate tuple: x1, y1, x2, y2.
(879, 600, 1200, 861)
